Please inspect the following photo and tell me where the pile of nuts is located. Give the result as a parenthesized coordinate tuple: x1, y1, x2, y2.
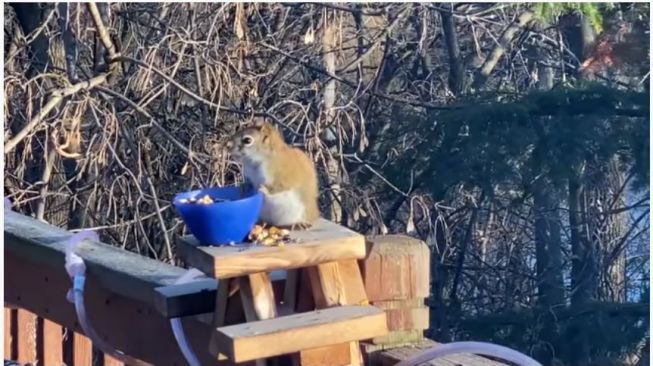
(248, 224, 292, 247)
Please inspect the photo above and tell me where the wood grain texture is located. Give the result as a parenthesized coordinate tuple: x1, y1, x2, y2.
(42, 318, 63, 365)
(4, 308, 12, 360)
(306, 260, 380, 366)
(239, 273, 277, 320)
(214, 306, 387, 363)
(376, 339, 509, 366)
(104, 353, 125, 366)
(371, 298, 425, 310)
(72, 332, 93, 366)
(177, 219, 366, 278)
(361, 235, 430, 301)
(16, 308, 37, 363)
(371, 329, 424, 346)
(385, 307, 429, 331)
(241, 273, 277, 366)
(299, 344, 351, 366)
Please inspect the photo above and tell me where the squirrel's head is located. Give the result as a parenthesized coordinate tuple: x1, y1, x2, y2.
(227, 117, 284, 164)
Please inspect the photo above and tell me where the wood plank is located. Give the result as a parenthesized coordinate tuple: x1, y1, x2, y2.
(4, 211, 190, 305)
(372, 329, 424, 346)
(4, 308, 12, 360)
(153, 279, 218, 318)
(377, 339, 509, 366)
(299, 344, 352, 366)
(372, 298, 425, 310)
(336, 260, 368, 306)
(16, 308, 37, 364)
(72, 332, 93, 366)
(42, 318, 63, 365)
(104, 353, 124, 366)
(176, 219, 366, 278)
(214, 306, 387, 363)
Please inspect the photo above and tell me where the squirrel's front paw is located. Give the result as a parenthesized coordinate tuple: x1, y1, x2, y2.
(259, 186, 270, 195)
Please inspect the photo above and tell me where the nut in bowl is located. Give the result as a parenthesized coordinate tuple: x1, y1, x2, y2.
(173, 186, 263, 246)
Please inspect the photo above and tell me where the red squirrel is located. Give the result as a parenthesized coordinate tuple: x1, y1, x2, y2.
(227, 118, 320, 230)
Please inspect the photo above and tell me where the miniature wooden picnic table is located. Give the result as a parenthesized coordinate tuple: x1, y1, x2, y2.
(176, 219, 389, 365)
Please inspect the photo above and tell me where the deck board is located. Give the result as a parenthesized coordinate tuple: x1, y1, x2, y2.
(376, 339, 509, 366)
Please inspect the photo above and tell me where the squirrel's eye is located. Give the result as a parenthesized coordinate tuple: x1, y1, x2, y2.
(241, 136, 253, 145)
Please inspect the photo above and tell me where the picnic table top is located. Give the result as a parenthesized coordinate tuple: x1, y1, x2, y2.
(176, 218, 366, 278)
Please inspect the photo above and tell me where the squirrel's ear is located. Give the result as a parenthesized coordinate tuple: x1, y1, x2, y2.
(252, 117, 266, 128)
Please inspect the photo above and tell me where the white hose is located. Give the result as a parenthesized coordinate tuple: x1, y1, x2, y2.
(393, 341, 542, 366)
(170, 269, 205, 366)
(64, 230, 140, 365)
(64, 228, 204, 366)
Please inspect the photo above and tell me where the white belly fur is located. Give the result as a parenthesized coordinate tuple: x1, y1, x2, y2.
(259, 189, 306, 226)
(242, 161, 306, 226)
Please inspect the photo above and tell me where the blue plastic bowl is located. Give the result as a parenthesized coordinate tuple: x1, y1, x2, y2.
(173, 186, 263, 246)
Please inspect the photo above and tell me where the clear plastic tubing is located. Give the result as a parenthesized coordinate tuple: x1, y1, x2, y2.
(170, 269, 205, 366)
(65, 231, 139, 365)
(62, 225, 202, 366)
(394, 341, 543, 366)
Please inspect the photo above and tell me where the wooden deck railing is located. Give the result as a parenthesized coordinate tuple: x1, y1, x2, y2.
(4, 210, 507, 366)
(4, 210, 225, 366)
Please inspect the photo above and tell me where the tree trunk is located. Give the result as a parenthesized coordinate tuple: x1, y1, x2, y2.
(532, 178, 565, 365)
(533, 181, 565, 308)
(439, 4, 464, 95)
(568, 170, 595, 366)
(321, 11, 342, 223)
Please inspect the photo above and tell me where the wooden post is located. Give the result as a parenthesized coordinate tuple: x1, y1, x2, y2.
(359, 235, 430, 349)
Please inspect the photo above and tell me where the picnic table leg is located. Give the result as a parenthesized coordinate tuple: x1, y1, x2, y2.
(209, 279, 231, 360)
(237, 272, 278, 366)
(301, 259, 368, 366)
(283, 269, 300, 313)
